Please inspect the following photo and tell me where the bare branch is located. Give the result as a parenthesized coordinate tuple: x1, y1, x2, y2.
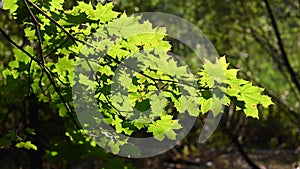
(263, 0, 300, 94)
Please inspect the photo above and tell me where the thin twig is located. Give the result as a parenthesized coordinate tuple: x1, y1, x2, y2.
(23, 0, 81, 129)
(23, 0, 45, 66)
(0, 28, 39, 63)
(103, 95, 129, 119)
(45, 66, 68, 86)
(28, 59, 33, 95)
(38, 70, 48, 97)
(77, 39, 206, 90)
(43, 67, 81, 129)
(44, 38, 71, 59)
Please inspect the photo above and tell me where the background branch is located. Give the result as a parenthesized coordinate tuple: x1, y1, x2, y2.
(263, 0, 300, 94)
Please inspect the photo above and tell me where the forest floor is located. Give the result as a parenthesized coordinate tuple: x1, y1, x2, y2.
(162, 149, 299, 169)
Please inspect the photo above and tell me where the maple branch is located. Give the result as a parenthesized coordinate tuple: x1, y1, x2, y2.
(0, 28, 81, 130)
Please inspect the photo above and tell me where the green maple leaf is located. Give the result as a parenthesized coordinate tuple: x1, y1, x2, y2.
(106, 14, 149, 38)
(179, 96, 199, 116)
(199, 96, 225, 116)
(244, 106, 259, 118)
(3, 0, 18, 15)
(8, 60, 19, 69)
(49, 0, 64, 12)
(94, 3, 120, 23)
(202, 58, 226, 87)
(199, 56, 236, 88)
(16, 141, 37, 151)
(150, 92, 168, 117)
(160, 57, 188, 78)
(107, 140, 120, 154)
(78, 74, 97, 91)
(24, 27, 37, 41)
(112, 94, 133, 114)
(115, 70, 131, 89)
(133, 118, 151, 130)
(239, 83, 263, 103)
(259, 95, 273, 107)
(98, 65, 114, 76)
(238, 83, 273, 118)
(56, 57, 75, 75)
(111, 115, 133, 135)
(56, 103, 68, 117)
(13, 47, 33, 64)
(147, 115, 182, 141)
(107, 44, 130, 59)
(210, 96, 225, 116)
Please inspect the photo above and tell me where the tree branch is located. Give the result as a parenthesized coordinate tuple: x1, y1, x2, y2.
(263, 0, 300, 94)
(0, 28, 81, 130)
(23, 0, 44, 65)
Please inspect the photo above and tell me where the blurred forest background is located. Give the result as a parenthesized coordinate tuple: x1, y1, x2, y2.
(0, 0, 299, 169)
